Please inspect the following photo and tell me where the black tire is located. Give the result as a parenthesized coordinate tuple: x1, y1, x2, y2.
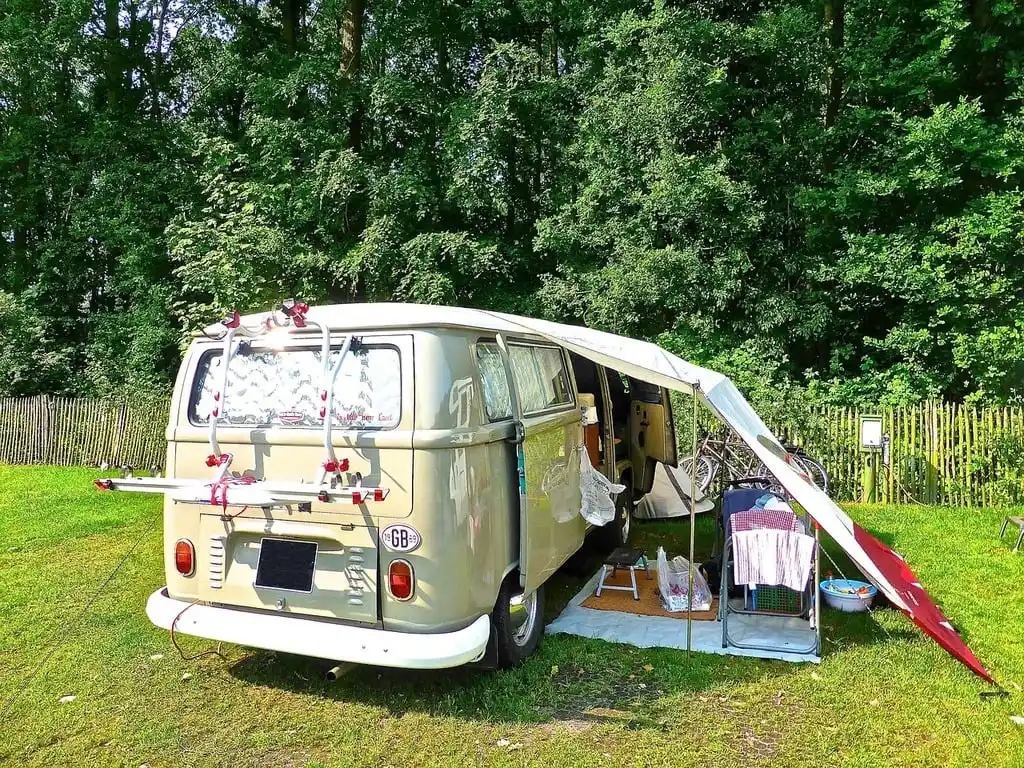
(680, 456, 715, 494)
(595, 480, 633, 551)
(755, 454, 827, 497)
(802, 457, 830, 496)
(492, 575, 545, 668)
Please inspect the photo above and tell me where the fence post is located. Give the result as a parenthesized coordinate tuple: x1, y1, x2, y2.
(925, 400, 937, 504)
(112, 400, 129, 466)
(34, 395, 45, 464)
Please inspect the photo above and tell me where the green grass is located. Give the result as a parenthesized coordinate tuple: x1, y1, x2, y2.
(2, 464, 1023, 767)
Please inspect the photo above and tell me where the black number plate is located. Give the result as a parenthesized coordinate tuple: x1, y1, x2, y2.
(255, 538, 318, 593)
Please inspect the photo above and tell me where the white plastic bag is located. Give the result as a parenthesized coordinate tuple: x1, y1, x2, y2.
(579, 448, 625, 526)
(656, 546, 712, 612)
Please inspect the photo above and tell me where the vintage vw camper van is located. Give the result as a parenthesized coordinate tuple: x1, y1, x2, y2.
(98, 303, 677, 668)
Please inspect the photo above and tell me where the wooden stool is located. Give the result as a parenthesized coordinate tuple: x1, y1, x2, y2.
(595, 547, 651, 600)
(999, 516, 1024, 552)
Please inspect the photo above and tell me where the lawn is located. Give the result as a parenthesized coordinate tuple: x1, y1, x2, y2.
(1, 465, 1023, 767)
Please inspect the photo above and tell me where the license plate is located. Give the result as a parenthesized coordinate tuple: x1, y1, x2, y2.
(255, 538, 318, 593)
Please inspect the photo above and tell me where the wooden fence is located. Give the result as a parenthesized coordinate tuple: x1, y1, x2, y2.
(1, 395, 1022, 506)
(0, 396, 170, 469)
(776, 402, 1024, 507)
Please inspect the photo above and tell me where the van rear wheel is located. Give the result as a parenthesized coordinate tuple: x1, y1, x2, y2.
(492, 576, 545, 668)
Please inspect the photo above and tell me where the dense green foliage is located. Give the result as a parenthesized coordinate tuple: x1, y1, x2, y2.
(2, 0, 1022, 405)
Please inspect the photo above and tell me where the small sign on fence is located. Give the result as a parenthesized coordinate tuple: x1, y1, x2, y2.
(859, 414, 883, 450)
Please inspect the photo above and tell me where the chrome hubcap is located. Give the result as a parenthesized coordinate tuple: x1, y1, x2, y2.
(509, 590, 538, 647)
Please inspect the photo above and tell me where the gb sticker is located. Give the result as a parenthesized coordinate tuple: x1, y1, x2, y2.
(380, 524, 422, 553)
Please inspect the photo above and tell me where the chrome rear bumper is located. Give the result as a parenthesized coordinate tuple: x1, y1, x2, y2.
(146, 588, 490, 669)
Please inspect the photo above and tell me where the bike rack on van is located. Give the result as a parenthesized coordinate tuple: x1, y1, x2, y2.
(95, 299, 390, 509)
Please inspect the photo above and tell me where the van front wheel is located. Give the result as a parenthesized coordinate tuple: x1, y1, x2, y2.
(492, 576, 545, 668)
(596, 482, 633, 550)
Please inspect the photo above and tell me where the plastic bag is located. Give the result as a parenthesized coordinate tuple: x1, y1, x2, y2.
(579, 448, 625, 526)
(656, 546, 712, 612)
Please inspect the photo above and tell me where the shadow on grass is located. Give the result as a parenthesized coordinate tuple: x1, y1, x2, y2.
(225, 515, 910, 727)
(227, 514, 917, 724)
(227, 634, 801, 730)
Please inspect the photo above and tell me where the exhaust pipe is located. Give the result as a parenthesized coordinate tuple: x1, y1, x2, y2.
(326, 663, 353, 681)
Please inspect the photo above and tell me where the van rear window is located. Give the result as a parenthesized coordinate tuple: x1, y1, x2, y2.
(189, 345, 401, 429)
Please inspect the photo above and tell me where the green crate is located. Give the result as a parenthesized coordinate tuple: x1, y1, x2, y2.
(750, 585, 803, 615)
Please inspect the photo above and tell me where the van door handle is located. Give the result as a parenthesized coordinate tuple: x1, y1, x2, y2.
(507, 420, 525, 446)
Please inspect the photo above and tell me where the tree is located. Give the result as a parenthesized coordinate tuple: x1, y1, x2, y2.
(0, 0, 1022, 405)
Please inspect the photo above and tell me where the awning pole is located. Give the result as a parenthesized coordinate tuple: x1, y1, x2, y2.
(687, 390, 697, 656)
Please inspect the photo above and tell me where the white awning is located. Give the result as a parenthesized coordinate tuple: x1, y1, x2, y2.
(478, 308, 992, 683)
(480, 309, 896, 600)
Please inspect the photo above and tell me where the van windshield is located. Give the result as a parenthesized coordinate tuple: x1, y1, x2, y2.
(189, 345, 401, 429)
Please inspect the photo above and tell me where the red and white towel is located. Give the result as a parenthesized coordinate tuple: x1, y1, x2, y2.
(731, 507, 815, 591)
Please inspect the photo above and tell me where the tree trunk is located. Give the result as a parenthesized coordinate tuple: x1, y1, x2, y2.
(505, 140, 517, 239)
(151, 0, 171, 119)
(436, 18, 450, 90)
(551, 0, 561, 76)
(282, 0, 304, 55)
(535, 25, 543, 77)
(339, 0, 364, 78)
(14, 68, 32, 258)
(823, 0, 844, 130)
(104, 0, 122, 107)
(339, 0, 365, 151)
(968, 0, 1004, 114)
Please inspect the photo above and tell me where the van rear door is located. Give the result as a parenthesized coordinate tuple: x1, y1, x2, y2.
(171, 332, 415, 624)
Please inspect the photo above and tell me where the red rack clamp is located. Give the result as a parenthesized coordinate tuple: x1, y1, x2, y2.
(280, 299, 310, 328)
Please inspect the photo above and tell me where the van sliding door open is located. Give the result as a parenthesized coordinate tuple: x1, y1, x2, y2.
(627, 378, 678, 491)
(496, 335, 585, 593)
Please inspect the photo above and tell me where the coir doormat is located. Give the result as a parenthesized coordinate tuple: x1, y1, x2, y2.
(581, 568, 719, 621)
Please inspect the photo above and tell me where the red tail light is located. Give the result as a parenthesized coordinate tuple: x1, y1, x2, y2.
(174, 539, 195, 576)
(388, 559, 414, 601)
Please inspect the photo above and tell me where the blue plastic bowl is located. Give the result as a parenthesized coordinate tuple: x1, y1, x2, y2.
(820, 579, 877, 612)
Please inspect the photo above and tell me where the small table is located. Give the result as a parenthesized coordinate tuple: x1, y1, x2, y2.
(999, 516, 1024, 552)
(595, 547, 651, 600)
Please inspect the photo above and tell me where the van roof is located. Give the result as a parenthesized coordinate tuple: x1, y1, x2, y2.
(203, 301, 719, 394)
(204, 302, 550, 337)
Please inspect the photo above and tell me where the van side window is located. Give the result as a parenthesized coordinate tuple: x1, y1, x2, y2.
(627, 376, 662, 404)
(475, 343, 512, 421)
(509, 344, 572, 414)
